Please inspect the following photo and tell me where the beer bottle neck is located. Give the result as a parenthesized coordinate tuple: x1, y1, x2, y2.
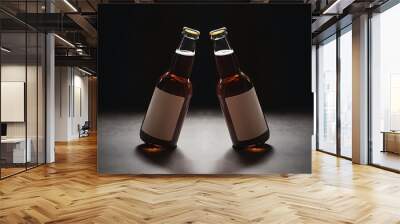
(213, 36, 240, 78)
(169, 36, 196, 78)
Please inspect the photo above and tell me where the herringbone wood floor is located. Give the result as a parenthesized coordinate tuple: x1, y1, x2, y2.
(1, 135, 400, 224)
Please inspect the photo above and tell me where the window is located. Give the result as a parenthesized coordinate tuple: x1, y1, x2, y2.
(317, 35, 337, 154)
(317, 25, 353, 158)
(370, 3, 400, 171)
(339, 28, 352, 158)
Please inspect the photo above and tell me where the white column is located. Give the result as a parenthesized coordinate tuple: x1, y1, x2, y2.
(352, 14, 369, 164)
(46, 33, 55, 163)
(45, 0, 55, 163)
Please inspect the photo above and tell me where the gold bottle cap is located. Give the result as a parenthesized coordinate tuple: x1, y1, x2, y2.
(182, 27, 200, 39)
(209, 27, 227, 39)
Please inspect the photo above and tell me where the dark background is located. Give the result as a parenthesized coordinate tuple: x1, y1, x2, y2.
(98, 4, 312, 113)
(97, 4, 312, 174)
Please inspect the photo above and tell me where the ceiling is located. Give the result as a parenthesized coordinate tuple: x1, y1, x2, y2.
(0, 0, 392, 73)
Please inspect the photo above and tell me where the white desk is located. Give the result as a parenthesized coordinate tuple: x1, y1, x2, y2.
(1, 138, 31, 163)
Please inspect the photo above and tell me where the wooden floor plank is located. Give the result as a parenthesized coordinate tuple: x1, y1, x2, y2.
(0, 135, 400, 223)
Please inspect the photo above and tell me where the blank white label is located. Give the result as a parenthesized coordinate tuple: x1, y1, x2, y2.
(225, 88, 268, 141)
(142, 87, 185, 141)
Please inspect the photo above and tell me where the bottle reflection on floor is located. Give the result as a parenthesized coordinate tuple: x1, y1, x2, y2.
(136, 143, 176, 154)
(238, 144, 272, 154)
(135, 143, 178, 166)
(231, 144, 273, 165)
(135, 142, 273, 167)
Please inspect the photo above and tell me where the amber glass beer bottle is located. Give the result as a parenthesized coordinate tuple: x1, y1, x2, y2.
(210, 27, 269, 149)
(140, 27, 200, 149)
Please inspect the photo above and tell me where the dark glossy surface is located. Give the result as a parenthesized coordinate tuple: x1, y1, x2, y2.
(99, 110, 312, 174)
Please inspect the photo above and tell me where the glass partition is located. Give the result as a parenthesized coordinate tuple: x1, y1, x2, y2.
(27, 30, 38, 169)
(1, 31, 28, 177)
(317, 35, 337, 154)
(26, 0, 42, 170)
(38, 32, 45, 165)
(0, 1, 46, 179)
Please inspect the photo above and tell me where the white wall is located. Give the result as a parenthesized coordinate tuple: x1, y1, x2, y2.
(55, 66, 70, 141)
(55, 66, 89, 141)
(1, 65, 27, 140)
(72, 73, 89, 138)
(1, 64, 41, 138)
